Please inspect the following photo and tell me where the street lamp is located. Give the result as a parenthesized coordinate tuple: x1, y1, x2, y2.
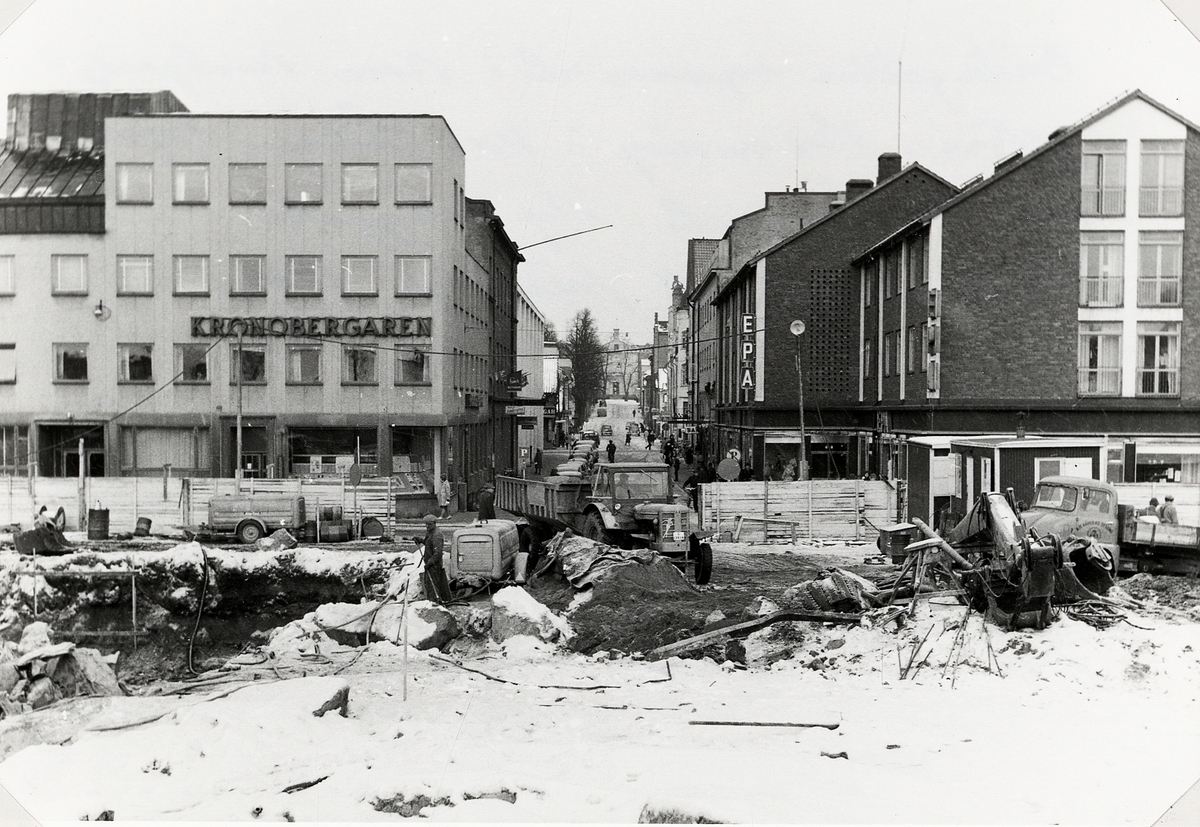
(790, 320, 809, 480)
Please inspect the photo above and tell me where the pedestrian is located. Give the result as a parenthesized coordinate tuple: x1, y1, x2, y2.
(647, 432, 655, 449)
(534, 448, 543, 475)
(420, 515, 452, 604)
(1139, 497, 1160, 518)
(606, 440, 617, 463)
(625, 431, 631, 446)
(684, 446, 694, 466)
(476, 484, 496, 521)
(437, 475, 452, 518)
(682, 470, 700, 511)
(1159, 494, 1179, 524)
(673, 453, 681, 481)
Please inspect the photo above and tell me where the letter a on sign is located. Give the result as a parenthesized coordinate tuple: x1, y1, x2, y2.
(740, 366, 755, 390)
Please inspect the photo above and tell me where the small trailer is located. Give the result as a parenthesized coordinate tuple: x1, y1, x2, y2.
(494, 462, 713, 584)
(182, 493, 306, 544)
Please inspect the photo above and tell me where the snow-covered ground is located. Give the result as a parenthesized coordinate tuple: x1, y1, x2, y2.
(0, 597, 1197, 824)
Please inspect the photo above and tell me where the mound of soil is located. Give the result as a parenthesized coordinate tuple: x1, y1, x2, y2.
(1120, 573, 1200, 612)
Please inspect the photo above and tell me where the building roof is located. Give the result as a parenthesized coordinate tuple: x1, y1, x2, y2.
(950, 435, 1107, 450)
(850, 89, 1199, 264)
(0, 145, 104, 201)
(715, 162, 958, 302)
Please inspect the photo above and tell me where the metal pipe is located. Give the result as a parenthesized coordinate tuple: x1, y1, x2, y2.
(910, 517, 972, 568)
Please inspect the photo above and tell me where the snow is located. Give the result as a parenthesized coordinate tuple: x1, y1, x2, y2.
(0, 598, 1197, 823)
(493, 585, 573, 641)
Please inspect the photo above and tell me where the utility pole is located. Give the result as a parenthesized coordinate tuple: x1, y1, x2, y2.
(236, 330, 244, 490)
(791, 320, 809, 480)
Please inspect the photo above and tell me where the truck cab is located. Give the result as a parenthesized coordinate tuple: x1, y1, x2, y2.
(1021, 476, 1119, 563)
(587, 462, 691, 552)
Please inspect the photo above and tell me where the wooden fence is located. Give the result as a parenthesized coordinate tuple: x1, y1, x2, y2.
(697, 479, 897, 542)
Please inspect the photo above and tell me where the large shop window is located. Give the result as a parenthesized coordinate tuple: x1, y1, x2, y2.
(286, 344, 322, 385)
(0, 425, 30, 475)
(115, 163, 153, 204)
(121, 427, 209, 473)
(391, 426, 434, 474)
(289, 427, 378, 476)
(1078, 322, 1121, 396)
(54, 343, 88, 382)
(1081, 140, 1126, 216)
(230, 343, 266, 384)
(118, 343, 154, 383)
(285, 163, 322, 204)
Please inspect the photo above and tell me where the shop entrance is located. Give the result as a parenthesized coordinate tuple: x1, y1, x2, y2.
(227, 424, 269, 479)
(37, 424, 106, 477)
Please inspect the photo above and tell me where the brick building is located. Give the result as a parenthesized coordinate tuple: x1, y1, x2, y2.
(0, 91, 520, 506)
(854, 90, 1200, 511)
(710, 156, 958, 477)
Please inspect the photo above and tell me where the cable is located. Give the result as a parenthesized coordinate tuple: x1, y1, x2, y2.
(186, 544, 210, 676)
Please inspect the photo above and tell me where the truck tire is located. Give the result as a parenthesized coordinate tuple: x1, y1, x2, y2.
(583, 512, 615, 547)
(694, 542, 713, 585)
(236, 520, 264, 545)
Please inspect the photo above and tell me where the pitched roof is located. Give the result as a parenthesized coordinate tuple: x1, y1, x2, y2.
(851, 89, 1199, 263)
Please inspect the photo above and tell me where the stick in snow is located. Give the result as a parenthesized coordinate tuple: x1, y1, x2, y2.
(688, 720, 839, 730)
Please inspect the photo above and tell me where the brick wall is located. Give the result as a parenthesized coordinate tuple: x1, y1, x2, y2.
(940, 134, 1081, 401)
(758, 169, 956, 409)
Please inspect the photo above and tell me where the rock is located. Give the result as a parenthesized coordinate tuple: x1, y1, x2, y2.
(826, 638, 846, 651)
(312, 683, 349, 717)
(704, 609, 726, 625)
(724, 639, 747, 664)
(52, 648, 124, 696)
(270, 528, 298, 549)
(446, 603, 492, 638)
(140, 604, 173, 631)
(490, 586, 572, 643)
(410, 604, 461, 651)
(742, 597, 780, 619)
(0, 663, 19, 695)
(25, 675, 59, 709)
(255, 536, 281, 552)
(18, 622, 52, 654)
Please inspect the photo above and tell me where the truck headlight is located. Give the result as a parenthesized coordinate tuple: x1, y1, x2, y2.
(614, 503, 622, 512)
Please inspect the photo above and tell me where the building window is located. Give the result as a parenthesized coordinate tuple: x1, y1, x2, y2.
(343, 346, 378, 384)
(395, 164, 432, 203)
(116, 255, 154, 295)
(1137, 322, 1179, 397)
(54, 343, 88, 382)
(229, 163, 268, 204)
(173, 255, 210, 294)
(453, 178, 460, 223)
(906, 236, 925, 290)
(884, 252, 900, 298)
(285, 163, 322, 204)
(230, 256, 266, 295)
(883, 331, 900, 377)
(286, 256, 322, 295)
(1081, 140, 1125, 216)
(0, 256, 14, 295)
(341, 256, 377, 295)
(396, 347, 430, 384)
(863, 262, 875, 306)
(118, 343, 154, 383)
(173, 164, 210, 204)
(1139, 140, 1184, 216)
(174, 343, 209, 383)
(0, 424, 30, 475)
(286, 344, 322, 385)
(1078, 323, 1121, 396)
(395, 255, 432, 294)
(863, 338, 872, 379)
(0, 344, 14, 383)
(341, 164, 378, 204)
(906, 325, 920, 373)
(51, 255, 87, 295)
(1138, 231, 1182, 306)
(115, 163, 153, 203)
(230, 343, 266, 384)
(1079, 232, 1123, 307)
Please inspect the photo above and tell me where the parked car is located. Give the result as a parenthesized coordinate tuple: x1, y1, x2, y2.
(600, 424, 613, 436)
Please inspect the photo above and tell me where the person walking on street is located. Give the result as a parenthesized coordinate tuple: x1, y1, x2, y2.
(606, 440, 617, 463)
(1159, 495, 1179, 524)
(647, 432, 655, 449)
(420, 515, 452, 604)
(683, 470, 699, 510)
(436, 475, 452, 518)
(625, 431, 632, 446)
(476, 484, 496, 521)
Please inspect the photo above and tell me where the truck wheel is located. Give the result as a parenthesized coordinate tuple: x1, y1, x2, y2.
(583, 512, 614, 546)
(694, 542, 713, 585)
(236, 520, 264, 544)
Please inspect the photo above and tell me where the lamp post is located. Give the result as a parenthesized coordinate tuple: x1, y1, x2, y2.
(790, 320, 809, 480)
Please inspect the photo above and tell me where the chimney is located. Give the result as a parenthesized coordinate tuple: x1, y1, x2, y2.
(877, 152, 902, 183)
(845, 178, 874, 203)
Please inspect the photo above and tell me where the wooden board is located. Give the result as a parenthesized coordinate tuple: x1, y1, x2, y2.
(697, 479, 895, 542)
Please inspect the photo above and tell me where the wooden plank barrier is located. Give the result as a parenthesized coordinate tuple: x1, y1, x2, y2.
(698, 479, 895, 542)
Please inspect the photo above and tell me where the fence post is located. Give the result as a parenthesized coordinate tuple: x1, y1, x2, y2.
(763, 477, 769, 540)
(854, 477, 861, 541)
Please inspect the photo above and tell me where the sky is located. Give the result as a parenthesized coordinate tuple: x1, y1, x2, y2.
(2, 0, 1200, 340)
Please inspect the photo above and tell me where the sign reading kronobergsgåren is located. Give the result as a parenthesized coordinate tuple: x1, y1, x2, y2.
(190, 316, 433, 338)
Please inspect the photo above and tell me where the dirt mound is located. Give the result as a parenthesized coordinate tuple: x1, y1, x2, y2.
(1120, 573, 1200, 612)
(563, 558, 713, 655)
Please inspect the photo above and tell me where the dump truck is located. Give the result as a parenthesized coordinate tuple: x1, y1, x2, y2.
(494, 462, 713, 584)
(1021, 475, 1200, 576)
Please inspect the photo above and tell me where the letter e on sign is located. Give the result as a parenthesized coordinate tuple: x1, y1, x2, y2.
(741, 313, 755, 335)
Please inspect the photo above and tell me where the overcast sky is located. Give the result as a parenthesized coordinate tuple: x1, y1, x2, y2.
(2, 0, 1199, 341)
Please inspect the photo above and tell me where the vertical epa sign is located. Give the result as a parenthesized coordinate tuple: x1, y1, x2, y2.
(740, 313, 755, 391)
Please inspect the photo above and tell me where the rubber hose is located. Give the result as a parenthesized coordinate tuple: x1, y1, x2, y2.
(186, 545, 210, 675)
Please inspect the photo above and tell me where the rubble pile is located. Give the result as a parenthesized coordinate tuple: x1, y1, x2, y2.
(0, 621, 124, 716)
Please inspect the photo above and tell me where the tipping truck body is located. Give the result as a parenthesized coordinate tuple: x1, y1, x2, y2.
(494, 461, 713, 584)
(1020, 476, 1200, 575)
